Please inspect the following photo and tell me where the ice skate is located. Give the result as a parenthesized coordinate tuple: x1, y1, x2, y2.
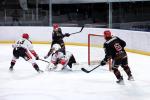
(116, 76, 124, 85)
(9, 66, 14, 71)
(128, 75, 134, 81)
(37, 69, 44, 73)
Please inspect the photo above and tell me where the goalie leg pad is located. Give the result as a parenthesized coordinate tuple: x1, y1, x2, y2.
(55, 64, 64, 71)
(46, 63, 56, 71)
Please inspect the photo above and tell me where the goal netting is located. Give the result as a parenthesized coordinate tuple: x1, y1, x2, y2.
(88, 34, 106, 65)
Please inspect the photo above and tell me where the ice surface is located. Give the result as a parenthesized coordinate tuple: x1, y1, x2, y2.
(0, 44, 150, 100)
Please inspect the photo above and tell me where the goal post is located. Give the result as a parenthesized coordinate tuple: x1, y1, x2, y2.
(88, 34, 104, 65)
(88, 33, 112, 71)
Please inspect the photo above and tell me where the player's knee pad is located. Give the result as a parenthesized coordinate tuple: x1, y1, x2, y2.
(24, 57, 29, 61)
(112, 65, 119, 71)
(122, 65, 129, 69)
(112, 67, 118, 72)
(12, 56, 18, 60)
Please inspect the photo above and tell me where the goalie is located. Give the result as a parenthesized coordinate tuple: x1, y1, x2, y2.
(46, 44, 77, 71)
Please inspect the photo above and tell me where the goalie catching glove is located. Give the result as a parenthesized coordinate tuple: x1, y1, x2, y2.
(35, 56, 39, 60)
(44, 55, 49, 59)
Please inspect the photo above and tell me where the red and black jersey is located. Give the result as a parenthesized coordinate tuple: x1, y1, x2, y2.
(103, 36, 127, 61)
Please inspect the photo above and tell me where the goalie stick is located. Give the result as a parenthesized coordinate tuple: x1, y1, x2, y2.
(70, 26, 84, 35)
(39, 59, 49, 63)
(81, 64, 101, 73)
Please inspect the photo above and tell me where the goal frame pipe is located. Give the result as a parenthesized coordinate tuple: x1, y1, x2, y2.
(88, 34, 103, 65)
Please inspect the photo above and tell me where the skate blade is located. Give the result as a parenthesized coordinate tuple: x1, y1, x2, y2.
(116, 81, 125, 85)
(128, 78, 135, 81)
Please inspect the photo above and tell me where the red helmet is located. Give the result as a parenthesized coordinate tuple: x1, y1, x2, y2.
(22, 33, 29, 39)
(53, 23, 59, 30)
(104, 30, 112, 40)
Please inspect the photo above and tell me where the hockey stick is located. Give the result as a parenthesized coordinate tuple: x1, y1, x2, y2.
(39, 59, 49, 63)
(70, 26, 84, 35)
(81, 64, 101, 73)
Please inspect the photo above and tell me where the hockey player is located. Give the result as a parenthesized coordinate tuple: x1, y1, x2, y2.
(44, 24, 70, 59)
(100, 30, 134, 84)
(46, 43, 76, 71)
(9, 33, 43, 73)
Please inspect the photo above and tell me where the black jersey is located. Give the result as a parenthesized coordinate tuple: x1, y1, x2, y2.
(52, 28, 65, 42)
(103, 36, 127, 60)
(51, 28, 66, 55)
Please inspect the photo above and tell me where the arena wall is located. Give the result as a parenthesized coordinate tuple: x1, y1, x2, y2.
(0, 26, 150, 55)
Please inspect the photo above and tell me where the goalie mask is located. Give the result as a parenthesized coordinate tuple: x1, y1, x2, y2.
(52, 44, 61, 53)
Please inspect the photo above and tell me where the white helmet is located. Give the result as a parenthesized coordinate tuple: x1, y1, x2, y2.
(52, 44, 61, 53)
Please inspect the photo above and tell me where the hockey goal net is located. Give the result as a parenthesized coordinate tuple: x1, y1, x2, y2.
(88, 34, 105, 65)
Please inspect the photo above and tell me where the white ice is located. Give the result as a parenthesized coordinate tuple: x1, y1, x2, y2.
(0, 44, 150, 100)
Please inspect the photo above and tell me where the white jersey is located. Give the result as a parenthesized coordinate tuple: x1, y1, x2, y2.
(51, 51, 73, 65)
(47, 51, 75, 71)
(51, 52, 65, 63)
(13, 38, 34, 51)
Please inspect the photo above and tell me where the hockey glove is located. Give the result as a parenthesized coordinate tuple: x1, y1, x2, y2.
(36, 56, 39, 60)
(44, 55, 49, 59)
(65, 33, 70, 37)
(100, 60, 106, 66)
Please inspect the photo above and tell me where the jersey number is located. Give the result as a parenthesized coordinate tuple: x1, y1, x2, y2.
(17, 40, 25, 45)
(114, 43, 122, 51)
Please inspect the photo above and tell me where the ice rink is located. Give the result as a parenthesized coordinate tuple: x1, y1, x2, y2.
(0, 44, 150, 100)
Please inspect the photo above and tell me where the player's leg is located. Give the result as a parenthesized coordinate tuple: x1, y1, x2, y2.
(9, 48, 19, 71)
(121, 57, 134, 80)
(9, 57, 17, 71)
(59, 40, 66, 55)
(67, 54, 76, 68)
(23, 50, 43, 73)
(112, 59, 124, 84)
(44, 41, 56, 59)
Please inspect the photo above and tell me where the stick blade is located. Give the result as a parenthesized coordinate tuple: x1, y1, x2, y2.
(81, 68, 90, 73)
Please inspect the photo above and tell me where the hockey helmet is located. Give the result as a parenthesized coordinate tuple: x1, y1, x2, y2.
(52, 44, 61, 53)
(22, 33, 29, 39)
(53, 23, 59, 30)
(104, 30, 112, 40)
